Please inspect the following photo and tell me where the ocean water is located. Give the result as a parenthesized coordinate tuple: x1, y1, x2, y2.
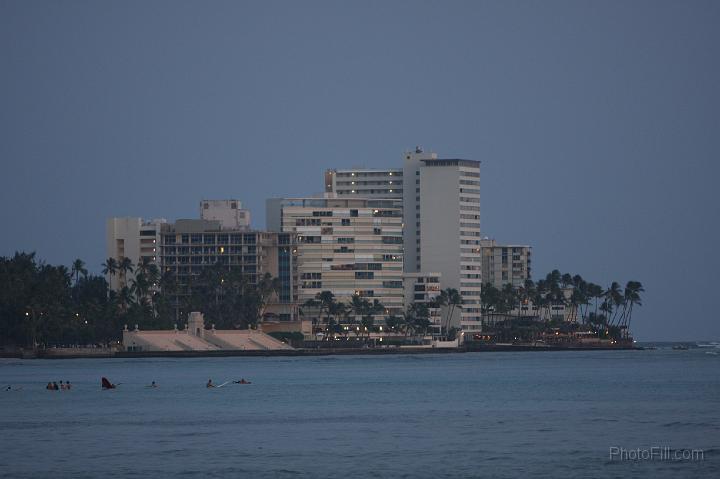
(0, 350, 718, 478)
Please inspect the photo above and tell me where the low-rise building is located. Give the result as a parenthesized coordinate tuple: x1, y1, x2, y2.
(480, 238, 532, 289)
(122, 312, 294, 352)
(403, 272, 443, 336)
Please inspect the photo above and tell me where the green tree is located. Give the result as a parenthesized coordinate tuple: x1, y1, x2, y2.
(71, 259, 88, 286)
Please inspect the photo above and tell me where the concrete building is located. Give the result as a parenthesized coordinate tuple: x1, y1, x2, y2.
(106, 217, 165, 291)
(480, 239, 532, 289)
(200, 199, 251, 229)
(321, 148, 483, 335)
(324, 168, 403, 200)
(158, 219, 297, 321)
(266, 197, 404, 316)
(402, 149, 483, 334)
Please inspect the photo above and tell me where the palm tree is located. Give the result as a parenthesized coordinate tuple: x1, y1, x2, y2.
(314, 291, 337, 338)
(605, 282, 624, 325)
(385, 314, 401, 334)
(438, 288, 461, 339)
(621, 281, 644, 332)
(71, 259, 88, 285)
(349, 294, 368, 335)
(118, 286, 133, 312)
(118, 257, 134, 287)
(102, 257, 118, 279)
(256, 273, 281, 323)
(402, 305, 416, 337)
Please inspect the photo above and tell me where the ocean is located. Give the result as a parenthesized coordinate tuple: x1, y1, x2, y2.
(0, 349, 718, 478)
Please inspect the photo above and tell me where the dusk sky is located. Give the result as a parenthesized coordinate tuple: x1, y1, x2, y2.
(1, 0, 718, 341)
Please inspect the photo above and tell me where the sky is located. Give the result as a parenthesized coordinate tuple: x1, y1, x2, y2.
(1, 0, 718, 341)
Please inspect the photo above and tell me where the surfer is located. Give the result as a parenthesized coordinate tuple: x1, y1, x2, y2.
(206, 379, 215, 388)
(101, 377, 117, 389)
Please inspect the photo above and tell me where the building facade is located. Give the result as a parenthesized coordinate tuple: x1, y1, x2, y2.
(106, 217, 165, 291)
(403, 272, 442, 336)
(158, 219, 297, 321)
(402, 150, 483, 333)
(324, 168, 403, 201)
(266, 197, 404, 316)
(480, 239, 532, 289)
(200, 199, 251, 229)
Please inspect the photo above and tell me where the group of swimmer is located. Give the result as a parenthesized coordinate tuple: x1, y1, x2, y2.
(46, 380, 71, 390)
(206, 378, 251, 388)
(7, 377, 251, 391)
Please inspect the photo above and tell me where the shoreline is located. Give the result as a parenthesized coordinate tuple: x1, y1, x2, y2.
(1, 344, 641, 360)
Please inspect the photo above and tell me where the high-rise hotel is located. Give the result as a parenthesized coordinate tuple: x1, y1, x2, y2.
(324, 148, 483, 333)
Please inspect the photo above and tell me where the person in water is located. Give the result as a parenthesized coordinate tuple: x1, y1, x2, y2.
(206, 379, 215, 388)
(59, 381, 65, 390)
(46, 382, 54, 390)
(65, 381, 71, 390)
(233, 378, 251, 384)
(52, 382, 59, 390)
(101, 377, 116, 389)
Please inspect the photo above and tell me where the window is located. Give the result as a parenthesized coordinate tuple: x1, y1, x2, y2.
(341, 218, 351, 226)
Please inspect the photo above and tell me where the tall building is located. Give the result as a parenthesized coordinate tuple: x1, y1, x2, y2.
(266, 197, 404, 316)
(324, 168, 403, 200)
(158, 219, 297, 321)
(200, 199, 251, 229)
(402, 149, 483, 333)
(480, 239, 532, 289)
(106, 217, 165, 291)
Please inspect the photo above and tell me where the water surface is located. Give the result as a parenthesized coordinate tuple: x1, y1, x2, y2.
(1, 350, 718, 478)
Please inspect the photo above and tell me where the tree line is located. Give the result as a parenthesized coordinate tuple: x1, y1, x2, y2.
(0, 252, 281, 349)
(480, 269, 644, 334)
(301, 287, 464, 340)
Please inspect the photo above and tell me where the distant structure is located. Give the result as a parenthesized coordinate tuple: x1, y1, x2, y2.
(122, 312, 294, 352)
(107, 200, 298, 323)
(402, 150, 482, 334)
(403, 272, 443, 336)
(266, 196, 404, 317)
(107, 148, 537, 339)
(106, 217, 165, 291)
(480, 239, 532, 289)
(158, 220, 297, 322)
(322, 149, 484, 334)
(200, 199, 250, 229)
(324, 168, 403, 201)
